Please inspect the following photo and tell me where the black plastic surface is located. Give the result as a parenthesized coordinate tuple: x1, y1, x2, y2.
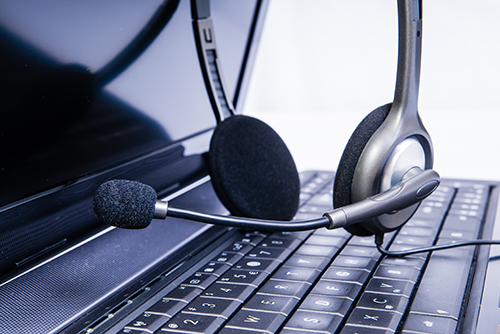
(0, 180, 228, 334)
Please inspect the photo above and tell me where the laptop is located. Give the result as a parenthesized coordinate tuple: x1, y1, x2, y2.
(1, 0, 499, 333)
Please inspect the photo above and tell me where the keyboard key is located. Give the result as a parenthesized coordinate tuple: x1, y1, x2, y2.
(295, 244, 339, 257)
(258, 236, 301, 249)
(438, 230, 475, 241)
(147, 299, 186, 317)
(357, 292, 408, 313)
(196, 262, 231, 277)
(322, 267, 370, 285)
(236, 232, 266, 246)
(243, 293, 299, 316)
(398, 226, 435, 238)
(218, 327, 266, 334)
(340, 325, 395, 334)
(285, 254, 330, 271)
(299, 294, 351, 315)
(272, 266, 321, 283)
(453, 187, 488, 207)
(346, 307, 402, 331)
(269, 230, 312, 240)
(365, 278, 414, 297)
(380, 256, 425, 270)
(202, 283, 255, 302)
(392, 235, 432, 247)
(217, 269, 268, 286)
(448, 207, 482, 219)
(246, 246, 291, 262)
(405, 217, 439, 229)
(120, 329, 150, 334)
(180, 272, 217, 290)
(225, 309, 286, 333)
(311, 280, 361, 300)
(349, 236, 377, 248)
(313, 228, 350, 238)
(402, 313, 458, 333)
(258, 279, 310, 298)
(341, 245, 380, 258)
(217, 269, 269, 286)
(222, 242, 253, 255)
(233, 257, 280, 273)
(210, 251, 244, 266)
(442, 215, 480, 233)
(284, 310, 342, 332)
(124, 313, 169, 333)
(305, 235, 346, 248)
(373, 265, 420, 283)
(182, 297, 240, 319)
(412, 203, 447, 220)
(164, 286, 202, 303)
(409, 248, 474, 320)
(331, 255, 376, 271)
(161, 313, 225, 333)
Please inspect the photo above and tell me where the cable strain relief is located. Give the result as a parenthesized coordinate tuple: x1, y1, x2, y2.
(375, 233, 385, 247)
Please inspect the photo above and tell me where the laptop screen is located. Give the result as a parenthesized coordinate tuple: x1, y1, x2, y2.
(0, 0, 261, 273)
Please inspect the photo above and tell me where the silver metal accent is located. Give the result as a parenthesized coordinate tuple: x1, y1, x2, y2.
(381, 137, 425, 191)
(326, 169, 439, 231)
(323, 209, 348, 230)
(153, 200, 168, 219)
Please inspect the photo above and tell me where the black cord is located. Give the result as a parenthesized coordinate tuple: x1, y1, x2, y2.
(375, 234, 500, 257)
(167, 207, 332, 231)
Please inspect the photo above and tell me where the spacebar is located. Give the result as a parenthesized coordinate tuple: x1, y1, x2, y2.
(408, 247, 474, 320)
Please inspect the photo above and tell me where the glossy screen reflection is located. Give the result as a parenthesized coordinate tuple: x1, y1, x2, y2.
(0, 0, 255, 208)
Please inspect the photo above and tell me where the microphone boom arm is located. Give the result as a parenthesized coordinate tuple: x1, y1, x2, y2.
(166, 207, 331, 231)
(156, 169, 440, 232)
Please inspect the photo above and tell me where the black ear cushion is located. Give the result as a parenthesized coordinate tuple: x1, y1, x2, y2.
(208, 115, 300, 221)
(333, 103, 392, 236)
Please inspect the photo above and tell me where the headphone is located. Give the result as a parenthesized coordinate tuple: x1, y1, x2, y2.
(95, 0, 447, 257)
(93, 0, 500, 256)
(191, 0, 434, 236)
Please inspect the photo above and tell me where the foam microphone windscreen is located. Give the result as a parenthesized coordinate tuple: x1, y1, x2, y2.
(93, 179, 157, 229)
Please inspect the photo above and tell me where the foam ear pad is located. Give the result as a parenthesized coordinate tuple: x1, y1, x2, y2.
(208, 115, 300, 221)
(333, 103, 392, 236)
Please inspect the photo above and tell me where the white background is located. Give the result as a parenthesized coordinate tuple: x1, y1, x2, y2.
(243, 0, 500, 181)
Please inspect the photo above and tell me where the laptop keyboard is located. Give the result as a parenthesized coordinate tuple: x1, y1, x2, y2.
(119, 171, 489, 334)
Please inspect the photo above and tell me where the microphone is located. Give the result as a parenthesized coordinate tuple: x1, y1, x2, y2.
(93, 169, 440, 233)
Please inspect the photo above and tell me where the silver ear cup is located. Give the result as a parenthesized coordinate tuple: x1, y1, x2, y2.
(334, 103, 433, 236)
(380, 137, 425, 192)
(349, 108, 433, 235)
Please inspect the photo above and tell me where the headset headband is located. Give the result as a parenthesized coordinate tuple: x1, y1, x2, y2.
(192, 0, 235, 123)
(393, 0, 422, 118)
(192, 0, 423, 123)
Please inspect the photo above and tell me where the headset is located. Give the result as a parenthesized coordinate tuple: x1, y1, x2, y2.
(187, 0, 500, 256)
(95, 0, 500, 257)
(191, 0, 433, 234)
